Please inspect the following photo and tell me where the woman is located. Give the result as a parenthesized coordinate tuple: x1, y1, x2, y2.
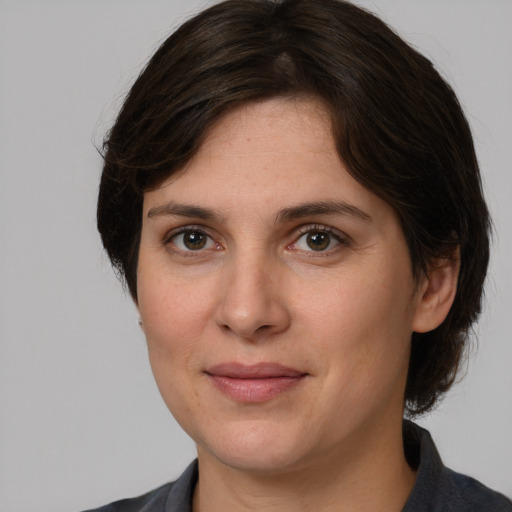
(89, 0, 511, 510)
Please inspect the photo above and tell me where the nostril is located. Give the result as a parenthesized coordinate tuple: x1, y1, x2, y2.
(256, 324, 272, 333)
(220, 323, 272, 333)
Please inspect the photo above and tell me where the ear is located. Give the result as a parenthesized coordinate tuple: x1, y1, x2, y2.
(412, 249, 460, 333)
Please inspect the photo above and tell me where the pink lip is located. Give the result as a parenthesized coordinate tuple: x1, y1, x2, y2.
(206, 363, 308, 403)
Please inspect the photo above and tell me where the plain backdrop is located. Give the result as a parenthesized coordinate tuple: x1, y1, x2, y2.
(1, 1, 511, 511)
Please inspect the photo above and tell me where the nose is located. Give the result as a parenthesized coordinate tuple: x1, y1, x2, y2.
(214, 252, 291, 341)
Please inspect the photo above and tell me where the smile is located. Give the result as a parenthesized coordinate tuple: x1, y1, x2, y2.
(206, 363, 308, 403)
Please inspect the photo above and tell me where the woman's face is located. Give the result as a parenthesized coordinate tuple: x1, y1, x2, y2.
(137, 98, 427, 474)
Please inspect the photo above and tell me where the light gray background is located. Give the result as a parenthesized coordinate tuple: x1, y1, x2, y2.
(1, 1, 511, 511)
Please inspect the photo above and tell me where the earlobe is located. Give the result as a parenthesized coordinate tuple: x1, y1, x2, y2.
(136, 307, 145, 332)
(412, 249, 460, 334)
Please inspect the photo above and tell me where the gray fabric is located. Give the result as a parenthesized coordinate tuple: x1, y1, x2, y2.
(82, 422, 511, 511)
(402, 422, 511, 511)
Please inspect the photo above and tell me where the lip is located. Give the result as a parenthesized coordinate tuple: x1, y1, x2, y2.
(206, 363, 308, 403)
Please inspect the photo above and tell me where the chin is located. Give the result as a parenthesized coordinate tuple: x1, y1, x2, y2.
(197, 421, 311, 474)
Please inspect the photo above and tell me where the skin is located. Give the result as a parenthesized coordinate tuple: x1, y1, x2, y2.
(137, 98, 458, 511)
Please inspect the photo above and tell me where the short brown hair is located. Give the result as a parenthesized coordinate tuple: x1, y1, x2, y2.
(98, 0, 491, 416)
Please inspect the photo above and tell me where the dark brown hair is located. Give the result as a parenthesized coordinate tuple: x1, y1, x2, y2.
(98, 0, 491, 416)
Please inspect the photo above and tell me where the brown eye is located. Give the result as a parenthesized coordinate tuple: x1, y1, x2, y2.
(171, 230, 215, 252)
(183, 231, 207, 250)
(306, 231, 330, 251)
(291, 227, 346, 254)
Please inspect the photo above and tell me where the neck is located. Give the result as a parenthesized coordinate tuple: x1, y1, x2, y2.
(192, 418, 416, 512)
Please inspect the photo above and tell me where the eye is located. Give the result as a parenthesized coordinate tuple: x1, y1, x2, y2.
(168, 229, 217, 252)
(291, 226, 347, 253)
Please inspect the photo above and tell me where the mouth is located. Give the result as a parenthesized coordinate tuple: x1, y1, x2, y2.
(205, 362, 308, 403)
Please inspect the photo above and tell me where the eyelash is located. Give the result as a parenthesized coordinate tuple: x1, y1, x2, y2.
(163, 224, 350, 257)
(289, 224, 350, 256)
(164, 225, 220, 256)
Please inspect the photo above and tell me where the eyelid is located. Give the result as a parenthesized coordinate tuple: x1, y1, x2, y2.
(288, 224, 351, 253)
(163, 224, 222, 255)
(163, 224, 211, 243)
(161, 222, 350, 256)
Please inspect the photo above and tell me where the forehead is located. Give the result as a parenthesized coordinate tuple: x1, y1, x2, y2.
(199, 97, 334, 155)
(142, 97, 395, 227)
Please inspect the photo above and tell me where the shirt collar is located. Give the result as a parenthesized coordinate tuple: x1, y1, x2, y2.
(402, 420, 445, 511)
(164, 459, 198, 512)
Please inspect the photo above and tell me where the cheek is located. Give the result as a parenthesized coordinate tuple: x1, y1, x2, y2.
(138, 275, 215, 426)
(138, 268, 218, 373)
(300, 264, 410, 329)
(300, 261, 415, 379)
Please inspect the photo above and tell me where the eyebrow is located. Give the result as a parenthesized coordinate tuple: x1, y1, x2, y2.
(147, 200, 372, 224)
(147, 201, 222, 222)
(275, 200, 372, 224)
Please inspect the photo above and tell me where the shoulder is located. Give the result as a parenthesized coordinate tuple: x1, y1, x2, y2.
(403, 421, 512, 511)
(80, 460, 198, 512)
(80, 482, 174, 512)
(435, 466, 512, 511)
